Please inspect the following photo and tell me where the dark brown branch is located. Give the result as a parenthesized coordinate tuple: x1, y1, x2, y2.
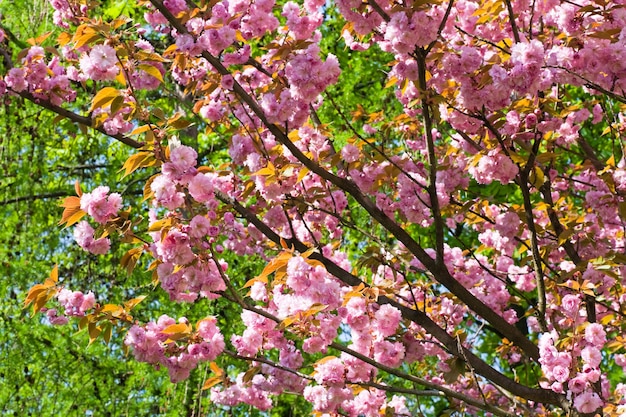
(415, 49, 445, 262)
(426, 0, 455, 54)
(0, 191, 69, 206)
(1, 39, 143, 149)
(538, 173, 596, 325)
(576, 136, 605, 171)
(504, 0, 522, 43)
(13, 89, 143, 149)
(329, 343, 530, 417)
(518, 169, 548, 331)
(366, 0, 390, 22)
(546, 65, 626, 105)
(152, 0, 540, 369)
(223, 349, 312, 381)
(237, 301, 518, 416)
(215, 191, 563, 406)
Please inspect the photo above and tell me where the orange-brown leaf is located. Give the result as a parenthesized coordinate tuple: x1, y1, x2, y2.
(161, 322, 192, 335)
(90, 87, 121, 112)
(137, 63, 164, 83)
(123, 295, 147, 311)
(202, 376, 222, 390)
(120, 152, 154, 178)
(120, 246, 144, 275)
(59, 201, 86, 228)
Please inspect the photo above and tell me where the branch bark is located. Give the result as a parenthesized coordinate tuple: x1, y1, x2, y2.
(216, 191, 563, 406)
(14, 89, 143, 149)
(149, 0, 541, 361)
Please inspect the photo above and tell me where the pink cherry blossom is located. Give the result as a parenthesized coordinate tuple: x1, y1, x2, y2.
(314, 357, 345, 386)
(374, 304, 401, 337)
(80, 186, 122, 224)
(585, 323, 607, 347)
(73, 221, 111, 254)
(56, 288, 96, 317)
(573, 391, 603, 414)
(79, 44, 119, 81)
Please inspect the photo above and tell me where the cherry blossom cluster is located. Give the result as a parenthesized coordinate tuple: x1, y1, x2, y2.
(48, 0, 88, 27)
(212, 311, 306, 410)
(145, 0, 341, 131)
(538, 325, 607, 414)
(43, 288, 96, 326)
(2, 46, 76, 105)
(72, 186, 122, 255)
(78, 44, 119, 81)
(124, 315, 224, 383)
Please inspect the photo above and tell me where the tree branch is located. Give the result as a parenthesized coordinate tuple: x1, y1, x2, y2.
(148, 0, 541, 361)
(0, 191, 70, 206)
(215, 191, 562, 405)
(504, 0, 522, 43)
(237, 301, 519, 416)
(14, 89, 144, 149)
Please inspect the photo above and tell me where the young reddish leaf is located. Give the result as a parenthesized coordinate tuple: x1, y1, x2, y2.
(137, 63, 164, 83)
(128, 125, 151, 136)
(143, 174, 159, 202)
(24, 285, 47, 307)
(202, 376, 222, 390)
(120, 152, 153, 178)
(304, 258, 325, 269)
(161, 322, 192, 335)
(297, 167, 309, 183)
(102, 324, 112, 344)
(124, 295, 147, 311)
(24, 266, 60, 314)
(279, 315, 297, 330)
(27, 31, 52, 46)
(304, 303, 327, 317)
(78, 315, 89, 330)
(120, 246, 144, 275)
(73, 25, 101, 49)
(135, 50, 168, 63)
(148, 217, 175, 232)
(74, 181, 83, 197)
(209, 362, 223, 376)
(88, 322, 101, 344)
(385, 76, 399, 89)
(163, 44, 178, 56)
(76, 32, 101, 49)
(60, 195, 80, 209)
(60, 209, 86, 228)
(31, 296, 50, 316)
(100, 304, 126, 320)
(109, 95, 126, 116)
(243, 275, 267, 288)
(253, 163, 276, 177)
(342, 284, 365, 306)
(252, 251, 293, 284)
(115, 70, 126, 86)
(57, 32, 71, 46)
(169, 118, 192, 130)
(242, 366, 261, 383)
(49, 265, 59, 284)
(589, 28, 621, 41)
(90, 87, 121, 112)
